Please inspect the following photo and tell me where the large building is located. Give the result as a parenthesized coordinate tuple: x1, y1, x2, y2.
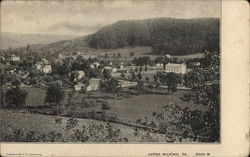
(10, 55, 20, 62)
(165, 63, 187, 74)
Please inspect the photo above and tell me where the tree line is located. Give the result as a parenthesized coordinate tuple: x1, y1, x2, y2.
(87, 18, 219, 55)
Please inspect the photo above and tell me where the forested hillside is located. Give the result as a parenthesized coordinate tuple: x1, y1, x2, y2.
(87, 18, 219, 55)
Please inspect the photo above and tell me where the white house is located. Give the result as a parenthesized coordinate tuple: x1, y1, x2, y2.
(156, 63, 163, 67)
(119, 80, 137, 88)
(10, 55, 20, 62)
(90, 62, 100, 69)
(73, 70, 85, 80)
(42, 58, 49, 64)
(120, 62, 124, 70)
(74, 82, 85, 91)
(0, 55, 5, 61)
(36, 63, 42, 70)
(165, 54, 171, 58)
(86, 78, 100, 91)
(165, 63, 187, 74)
(42, 64, 52, 73)
(104, 66, 117, 73)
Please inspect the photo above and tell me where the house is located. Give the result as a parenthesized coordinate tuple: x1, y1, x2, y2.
(0, 55, 5, 61)
(74, 82, 85, 91)
(35, 60, 52, 74)
(165, 63, 187, 74)
(58, 54, 66, 59)
(165, 54, 171, 58)
(73, 70, 85, 81)
(156, 63, 163, 67)
(104, 66, 117, 73)
(10, 55, 20, 62)
(42, 64, 52, 73)
(86, 78, 100, 91)
(76, 71, 85, 79)
(119, 80, 137, 88)
(120, 62, 124, 70)
(42, 58, 49, 64)
(90, 62, 100, 69)
(36, 62, 42, 70)
(81, 54, 98, 59)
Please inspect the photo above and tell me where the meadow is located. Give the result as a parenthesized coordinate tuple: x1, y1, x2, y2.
(22, 87, 202, 124)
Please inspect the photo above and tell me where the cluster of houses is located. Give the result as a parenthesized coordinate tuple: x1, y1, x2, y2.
(0, 54, 21, 62)
(1, 51, 189, 92)
(35, 59, 52, 74)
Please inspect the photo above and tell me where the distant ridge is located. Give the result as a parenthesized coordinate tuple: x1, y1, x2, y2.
(0, 32, 81, 50)
(2, 18, 219, 56)
(87, 18, 219, 55)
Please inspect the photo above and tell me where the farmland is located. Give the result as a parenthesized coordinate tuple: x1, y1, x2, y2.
(22, 87, 202, 124)
(1, 87, 203, 142)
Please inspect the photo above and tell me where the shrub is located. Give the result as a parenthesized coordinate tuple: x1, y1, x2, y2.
(102, 102, 111, 110)
(5, 86, 28, 108)
(147, 84, 154, 89)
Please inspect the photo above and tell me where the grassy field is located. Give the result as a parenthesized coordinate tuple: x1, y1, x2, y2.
(24, 87, 46, 106)
(0, 109, 141, 142)
(2, 86, 203, 142)
(106, 91, 199, 123)
(22, 87, 202, 124)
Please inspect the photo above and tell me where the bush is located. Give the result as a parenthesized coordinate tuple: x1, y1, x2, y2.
(102, 102, 111, 110)
(44, 82, 64, 104)
(147, 84, 154, 89)
(5, 86, 28, 108)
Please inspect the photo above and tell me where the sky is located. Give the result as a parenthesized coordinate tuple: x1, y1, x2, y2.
(1, 0, 221, 36)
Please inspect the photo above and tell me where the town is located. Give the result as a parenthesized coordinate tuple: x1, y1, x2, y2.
(0, 1, 220, 143)
(0, 45, 220, 143)
(0, 48, 193, 92)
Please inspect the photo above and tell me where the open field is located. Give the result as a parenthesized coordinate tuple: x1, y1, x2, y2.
(0, 109, 141, 142)
(77, 46, 204, 60)
(105, 91, 202, 123)
(22, 87, 205, 125)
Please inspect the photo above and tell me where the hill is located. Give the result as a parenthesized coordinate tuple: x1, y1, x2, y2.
(87, 18, 219, 55)
(2, 18, 219, 56)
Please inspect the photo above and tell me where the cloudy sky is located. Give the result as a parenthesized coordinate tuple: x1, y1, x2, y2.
(1, 0, 220, 36)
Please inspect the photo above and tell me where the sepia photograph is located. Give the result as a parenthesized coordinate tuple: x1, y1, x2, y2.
(1, 0, 221, 143)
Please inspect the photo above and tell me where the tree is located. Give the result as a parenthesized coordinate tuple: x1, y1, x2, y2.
(88, 68, 102, 78)
(131, 71, 137, 81)
(0, 68, 7, 107)
(135, 80, 144, 95)
(165, 73, 182, 92)
(101, 78, 120, 99)
(181, 51, 220, 142)
(133, 56, 151, 66)
(135, 67, 138, 73)
(103, 69, 111, 80)
(117, 53, 121, 59)
(130, 52, 135, 57)
(120, 71, 125, 78)
(104, 53, 109, 58)
(52, 62, 71, 76)
(137, 72, 142, 80)
(44, 82, 64, 104)
(5, 86, 28, 108)
(156, 72, 182, 92)
(139, 66, 143, 72)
